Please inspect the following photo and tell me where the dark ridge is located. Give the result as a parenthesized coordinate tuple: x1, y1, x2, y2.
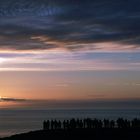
(1, 128, 140, 140)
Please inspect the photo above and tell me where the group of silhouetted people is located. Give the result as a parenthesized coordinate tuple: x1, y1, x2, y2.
(43, 118, 140, 130)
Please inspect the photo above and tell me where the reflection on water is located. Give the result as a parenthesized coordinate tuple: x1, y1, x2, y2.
(0, 102, 19, 109)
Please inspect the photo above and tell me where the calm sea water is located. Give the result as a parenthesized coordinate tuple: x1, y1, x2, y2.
(0, 109, 140, 137)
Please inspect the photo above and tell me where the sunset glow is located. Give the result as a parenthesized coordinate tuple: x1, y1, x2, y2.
(0, 0, 139, 109)
(1, 1, 140, 138)
(0, 58, 6, 63)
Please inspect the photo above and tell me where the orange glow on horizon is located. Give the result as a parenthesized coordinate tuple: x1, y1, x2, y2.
(0, 101, 22, 109)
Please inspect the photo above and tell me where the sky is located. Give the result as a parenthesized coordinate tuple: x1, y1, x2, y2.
(0, 0, 140, 109)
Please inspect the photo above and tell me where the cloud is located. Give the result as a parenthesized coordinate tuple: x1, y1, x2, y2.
(0, 0, 140, 51)
(87, 94, 106, 99)
(0, 51, 140, 71)
(0, 97, 27, 102)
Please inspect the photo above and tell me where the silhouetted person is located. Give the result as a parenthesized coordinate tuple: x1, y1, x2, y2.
(104, 119, 110, 128)
(66, 120, 70, 129)
(70, 118, 76, 129)
(117, 118, 125, 128)
(98, 120, 103, 128)
(83, 119, 86, 128)
(110, 120, 115, 128)
(63, 120, 66, 129)
(132, 118, 140, 128)
(43, 120, 47, 130)
(79, 120, 83, 128)
(51, 120, 55, 130)
(59, 120, 62, 129)
(86, 118, 92, 128)
(43, 117, 140, 131)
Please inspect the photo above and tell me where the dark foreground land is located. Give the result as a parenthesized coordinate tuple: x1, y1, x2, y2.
(1, 118, 140, 140)
(1, 128, 140, 140)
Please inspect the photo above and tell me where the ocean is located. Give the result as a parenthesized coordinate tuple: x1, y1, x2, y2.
(0, 109, 140, 137)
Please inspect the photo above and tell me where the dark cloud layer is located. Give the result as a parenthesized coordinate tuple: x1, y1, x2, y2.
(0, 0, 140, 51)
(0, 97, 26, 102)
